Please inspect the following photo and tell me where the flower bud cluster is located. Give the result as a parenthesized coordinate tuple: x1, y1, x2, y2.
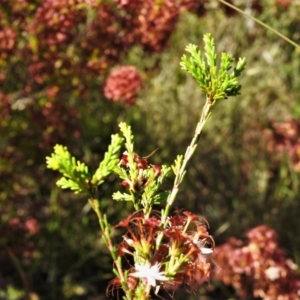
(107, 210, 214, 297)
(118, 151, 161, 192)
(213, 225, 300, 299)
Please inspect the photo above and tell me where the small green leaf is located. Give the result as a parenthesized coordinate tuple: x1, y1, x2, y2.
(92, 133, 124, 186)
(112, 191, 134, 202)
(172, 155, 183, 175)
(46, 144, 90, 193)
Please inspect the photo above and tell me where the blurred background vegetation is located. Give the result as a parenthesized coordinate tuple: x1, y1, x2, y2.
(1, 0, 300, 299)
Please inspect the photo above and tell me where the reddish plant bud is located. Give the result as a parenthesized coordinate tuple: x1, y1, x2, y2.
(116, 240, 133, 256)
(119, 152, 129, 166)
(127, 276, 138, 290)
(151, 164, 161, 177)
(106, 277, 121, 297)
(144, 217, 161, 228)
(115, 211, 144, 229)
(183, 211, 200, 223)
(169, 214, 186, 228)
(121, 179, 131, 188)
(136, 157, 148, 170)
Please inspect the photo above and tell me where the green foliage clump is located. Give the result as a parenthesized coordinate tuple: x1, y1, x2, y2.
(46, 145, 91, 194)
(181, 33, 246, 102)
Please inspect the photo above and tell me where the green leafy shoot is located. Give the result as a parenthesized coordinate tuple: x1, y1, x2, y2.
(119, 122, 134, 155)
(180, 33, 246, 103)
(172, 155, 183, 176)
(46, 145, 90, 194)
(91, 133, 124, 186)
(113, 164, 171, 215)
(113, 123, 172, 215)
(140, 165, 171, 212)
(112, 122, 140, 208)
(118, 122, 139, 183)
(112, 191, 135, 203)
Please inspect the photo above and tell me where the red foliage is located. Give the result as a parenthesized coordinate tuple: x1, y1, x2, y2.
(213, 225, 300, 299)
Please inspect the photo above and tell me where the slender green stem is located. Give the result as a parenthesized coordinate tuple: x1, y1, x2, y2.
(90, 198, 133, 300)
(218, 0, 300, 50)
(6, 247, 30, 299)
(157, 98, 212, 248)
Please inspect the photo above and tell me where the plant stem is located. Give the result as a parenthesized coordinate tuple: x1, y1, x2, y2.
(6, 246, 30, 299)
(157, 98, 212, 247)
(90, 198, 133, 300)
(218, 0, 300, 50)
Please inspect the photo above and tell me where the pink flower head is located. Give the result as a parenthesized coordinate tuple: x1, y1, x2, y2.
(103, 66, 143, 106)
